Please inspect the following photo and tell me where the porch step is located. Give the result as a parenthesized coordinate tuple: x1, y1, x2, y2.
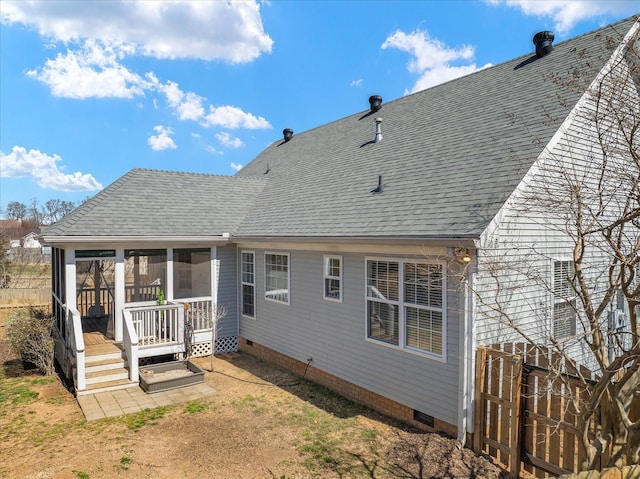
(86, 366, 130, 385)
(85, 342, 125, 363)
(77, 379, 139, 396)
(85, 357, 129, 374)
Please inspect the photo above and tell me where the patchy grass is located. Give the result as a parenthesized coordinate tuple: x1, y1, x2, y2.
(0, 345, 505, 479)
(184, 399, 208, 414)
(123, 406, 168, 431)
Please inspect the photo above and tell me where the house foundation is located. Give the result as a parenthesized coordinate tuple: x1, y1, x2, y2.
(238, 336, 458, 437)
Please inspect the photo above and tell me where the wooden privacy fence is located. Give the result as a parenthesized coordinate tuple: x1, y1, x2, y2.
(473, 343, 604, 478)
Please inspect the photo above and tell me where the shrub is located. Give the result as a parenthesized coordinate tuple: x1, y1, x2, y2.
(7, 307, 55, 375)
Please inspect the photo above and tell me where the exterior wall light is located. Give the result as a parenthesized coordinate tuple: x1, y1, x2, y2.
(454, 247, 472, 263)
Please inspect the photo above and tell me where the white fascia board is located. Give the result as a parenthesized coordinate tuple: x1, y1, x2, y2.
(478, 19, 640, 248)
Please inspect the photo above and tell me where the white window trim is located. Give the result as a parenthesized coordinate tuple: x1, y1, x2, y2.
(364, 256, 447, 362)
(551, 258, 576, 339)
(241, 250, 256, 319)
(264, 251, 290, 305)
(323, 254, 343, 303)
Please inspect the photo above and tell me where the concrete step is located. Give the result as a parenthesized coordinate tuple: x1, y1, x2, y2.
(77, 379, 139, 396)
(86, 367, 130, 385)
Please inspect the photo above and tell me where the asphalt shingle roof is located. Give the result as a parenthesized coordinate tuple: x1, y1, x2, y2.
(234, 16, 638, 239)
(45, 17, 638, 241)
(45, 169, 268, 237)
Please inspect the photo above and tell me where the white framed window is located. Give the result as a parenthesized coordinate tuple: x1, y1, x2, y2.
(241, 251, 255, 318)
(552, 260, 576, 339)
(323, 255, 342, 302)
(366, 258, 446, 359)
(265, 252, 290, 304)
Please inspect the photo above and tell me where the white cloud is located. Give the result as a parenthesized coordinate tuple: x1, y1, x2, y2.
(203, 105, 271, 130)
(1, 0, 273, 63)
(382, 29, 492, 93)
(205, 145, 221, 155)
(177, 92, 205, 121)
(27, 40, 149, 99)
(485, 1, 638, 34)
(230, 162, 243, 172)
(0, 146, 102, 192)
(216, 132, 244, 148)
(148, 125, 177, 151)
(350, 79, 363, 87)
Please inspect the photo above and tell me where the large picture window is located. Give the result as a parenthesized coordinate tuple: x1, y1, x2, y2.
(553, 260, 576, 339)
(324, 255, 342, 302)
(367, 259, 445, 358)
(265, 252, 289, 304)
(241, 251, 255, 317)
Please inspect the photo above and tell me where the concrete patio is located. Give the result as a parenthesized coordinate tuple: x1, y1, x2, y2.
(77, 383, 216, 421)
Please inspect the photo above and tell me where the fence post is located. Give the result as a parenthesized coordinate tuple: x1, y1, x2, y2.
(473, 346, 487, 453)
(510, 354, 523, 478)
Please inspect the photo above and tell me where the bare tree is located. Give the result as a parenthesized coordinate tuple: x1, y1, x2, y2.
(5, 201, 27, 220)
(210, 304, 227, 372)
(43, 199, 77, 224)
(473, 25, 639, 469)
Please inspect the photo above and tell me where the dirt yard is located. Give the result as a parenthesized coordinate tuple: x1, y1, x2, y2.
(0, 342, 506, 479)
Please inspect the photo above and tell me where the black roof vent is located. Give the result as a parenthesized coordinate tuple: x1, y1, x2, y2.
(283, 128, 293, 142)
(533, 31, 554, 58)
(369, 95, 382, 112)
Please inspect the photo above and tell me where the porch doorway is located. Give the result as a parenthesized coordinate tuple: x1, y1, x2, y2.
(76, 255, 115, 340)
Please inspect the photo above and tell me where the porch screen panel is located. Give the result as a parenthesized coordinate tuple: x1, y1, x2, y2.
(125, 249, 167, 302)
(173, 248, 211, 299)
(52, 248, 66, 335)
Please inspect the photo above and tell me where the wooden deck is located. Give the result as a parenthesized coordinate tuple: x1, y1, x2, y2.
(82, 316, 110, 346)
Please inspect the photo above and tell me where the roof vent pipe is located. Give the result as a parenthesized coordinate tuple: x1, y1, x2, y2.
(369, 95, 382, 112)
(533, 31, 554, 58)
(374, 117, 383, 143)
(283, 128, 293, 142)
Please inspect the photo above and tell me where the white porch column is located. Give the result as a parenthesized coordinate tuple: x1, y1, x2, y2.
(64, 249, 77, 311)
(114, 249, 125, 342)
(166, 248, 174, 301)
(211, 246, 219, 305)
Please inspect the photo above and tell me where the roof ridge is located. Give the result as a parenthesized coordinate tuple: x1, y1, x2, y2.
(250, 15, 639, 151)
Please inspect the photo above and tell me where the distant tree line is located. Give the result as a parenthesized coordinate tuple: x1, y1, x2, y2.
(4, 198, 77, 226)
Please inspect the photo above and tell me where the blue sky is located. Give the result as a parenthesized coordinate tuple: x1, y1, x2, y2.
(0, 1, 637, 216)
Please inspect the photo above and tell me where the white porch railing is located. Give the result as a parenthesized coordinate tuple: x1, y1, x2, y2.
(126, 303, 185, 358)
(67, 306, 86, 391)
(180, 297, 213, 332)
(122, 309, 139, 382)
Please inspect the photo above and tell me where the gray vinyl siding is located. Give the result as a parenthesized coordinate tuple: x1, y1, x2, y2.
(473, 52, 640, 371)
(216, 244, 238, 338)
(239, 248, 462, 426)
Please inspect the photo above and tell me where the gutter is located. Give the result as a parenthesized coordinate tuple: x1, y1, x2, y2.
(230, 234, 479, 246)
(42, 233, 232, 245)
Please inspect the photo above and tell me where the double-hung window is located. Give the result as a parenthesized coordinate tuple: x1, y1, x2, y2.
(265, 252, 289, 304)
(404, 262, 444, 355)
(553, 260, 576, 339)
(241, 251, 255, 318)
(366, 258, 445, 358)
(324, 255, 342, 302)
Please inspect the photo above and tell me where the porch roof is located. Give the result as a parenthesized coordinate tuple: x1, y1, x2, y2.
(44, 169, 268, 240)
